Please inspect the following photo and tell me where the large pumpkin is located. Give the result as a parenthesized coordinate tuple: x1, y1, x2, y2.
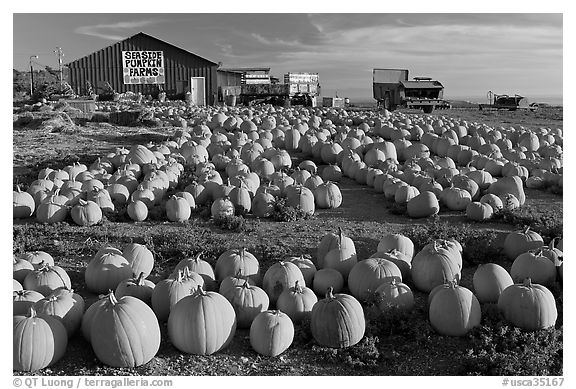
(215, 247, 260, 284)
(166, 195, 191, 222)
(168, 285, 237, 355)
(250, 310, 294, 357)
(314, 182, 343, 209)
(71, 199, 102, 226)
(221, 280, 269, 329)
(32, 288, 85, 337)
(312, 268, 344, 295)
(151, 269, 204, 321)
(13, 289, 45, 316)
(122, 243, 155, 278)
(376, 233, 414, 259)
(90, 292, 160, 367)
(347, 258, 402, 302)
(374, 279, 414, 312)
(487, 175, 526, 205)
(510, 249, 557, 286)
(317, 227, 357, 278)
(472, 263, 514, 303)
(429, 282, 481, 336)
(407, 191, 440, 218)
(13, 307, 68, 372)
(85, 249, 132, 294)
(503, 227, 544, 260)
(262, 261, 305, 305)
(23, 263, 71, 297)
(284, 255, 317, 286)
(13, 186, 35, 218)
(498, 278, 557, 331)
(411, 241, 461, 293)
(13, 256, 34, 283)
(172, 251, 216, 291)
(276, 280, 318, 323)
(115, 272, 156, 305)
(310, 288, 365, 348)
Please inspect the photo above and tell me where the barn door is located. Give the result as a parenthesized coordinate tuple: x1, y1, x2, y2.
(190, 77, 206, 106)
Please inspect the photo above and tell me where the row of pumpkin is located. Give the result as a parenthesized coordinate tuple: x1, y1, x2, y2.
(14, 227, 562, 372)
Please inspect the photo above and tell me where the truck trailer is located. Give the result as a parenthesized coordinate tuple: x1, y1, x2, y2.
(239, 72, 320, 107)
(373, 68, 450, 113)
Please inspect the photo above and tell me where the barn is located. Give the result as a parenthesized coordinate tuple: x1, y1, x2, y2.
(66, 32, 220, 105)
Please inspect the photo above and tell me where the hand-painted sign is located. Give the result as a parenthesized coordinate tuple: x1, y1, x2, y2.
(122, 51, 165, 84)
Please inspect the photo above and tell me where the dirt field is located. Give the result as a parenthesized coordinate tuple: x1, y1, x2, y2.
(12, 105, 563, 376)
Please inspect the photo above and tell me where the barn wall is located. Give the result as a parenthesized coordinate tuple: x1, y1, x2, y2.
(67, 33, 218, 104)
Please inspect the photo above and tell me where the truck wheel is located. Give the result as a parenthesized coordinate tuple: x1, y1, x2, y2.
(422, 106, 434, 114)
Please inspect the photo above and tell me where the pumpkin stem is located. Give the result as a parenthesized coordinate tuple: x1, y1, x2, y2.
(294, 280, 302, 293)
(195, 284, 207, 296)
(325, 286, 335, 300)
(107, 291, 118, 305)
(549, 238, 557, 250)
(135, 272, 145, 285)
(524, 226, 531, 234)
(523, 278, 532, 288)
(28, 306, 37, 318)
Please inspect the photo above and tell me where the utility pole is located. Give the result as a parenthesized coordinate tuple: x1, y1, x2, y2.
(29, 55, 38, 97)
(54, 47, 64, 90)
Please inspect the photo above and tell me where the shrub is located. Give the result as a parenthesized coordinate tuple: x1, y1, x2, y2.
(271, 198, 313, 222)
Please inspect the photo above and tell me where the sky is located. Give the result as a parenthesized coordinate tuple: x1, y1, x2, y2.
(12, 11, 563, 102)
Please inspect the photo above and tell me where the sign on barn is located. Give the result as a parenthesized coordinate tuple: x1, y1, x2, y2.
(122, 51, 165, 84)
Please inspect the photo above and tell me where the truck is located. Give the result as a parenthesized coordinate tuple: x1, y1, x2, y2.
(372, 68, 450, 113)
(478, 91, 538, 111)
(239, 72, 320, 107)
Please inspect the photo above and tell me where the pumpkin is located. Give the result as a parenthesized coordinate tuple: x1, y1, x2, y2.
(479, 193, 503, 211)
(503, 227, 544, 260)
(472, 263, 514, 303)
(220, 279, 269, 328)
(310, 288, 365, 348)
(90, 292, 160, 367)
(440, 186, 472, 211)
(24, 263, 71, 296)
(377, 233, 414, 259)
(251, 189, 276, 218)
(36, 194, 68, 224)
(172, 251, 216, 291)
(13, 186, 35, 218)
(466, 201, 493, 221)
(33, 288, 85, 337)
(284, 255, 317, 286)
(13, 307, 68, 372)
(127, 200, 148, 221)
(85, 249, 132, 294)
(313, 268, 344, 295)
(498, 278, 557, 331)
(13, 289, 45, 316)
(487, 175, 526, 205)
(369, 249, 412, 282)
(314, 181, 343, 209)
(166, 195, 191, 222)
(71, 199, 102, 226)
(407, 191, 440, 218)
(14, 279, 23, 291)
(228, 183, 252, 215)
(347, 258, 402, 302)
(374, 279, 414, 312)
(215, 247, 260, 284)
(317, 227, 357, 278)
(411, 241, 461, 293)
(539, 238, 563, 268)
(429, 281, 481, 336)
(286, 185, 315, 215)
(211, 196, 235, 219)
(106, 183, 131, 205)
(151, 269, 205, 322)
(13, 256, 34, 283)
(115, 272, 156, 305)
(262, 261, 306, 305)
(168, 285, 237, 355)
(86, 186, 115, 212)
(276, 280, 318, 323)
(20, 250, 55, 269)
(321, 165, 343, 182)
(250, 310, 294, 357)
(122, 243, 155, 278)
(510, 249, 557, 286)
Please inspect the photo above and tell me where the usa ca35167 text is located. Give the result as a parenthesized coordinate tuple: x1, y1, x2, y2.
(502, 377, 564, 387)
